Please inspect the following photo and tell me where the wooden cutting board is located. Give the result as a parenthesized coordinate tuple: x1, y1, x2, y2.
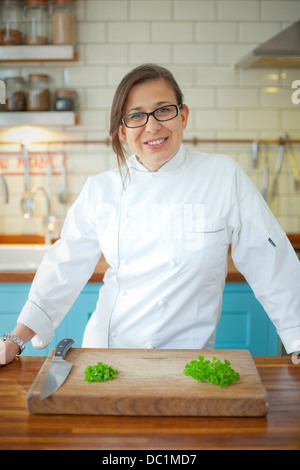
(27, 348, 268, 417)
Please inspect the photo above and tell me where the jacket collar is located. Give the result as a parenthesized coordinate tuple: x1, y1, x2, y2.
(127, 144, 187, 174)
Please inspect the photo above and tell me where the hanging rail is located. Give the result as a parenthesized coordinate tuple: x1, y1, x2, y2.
(1, 137, 300, 146)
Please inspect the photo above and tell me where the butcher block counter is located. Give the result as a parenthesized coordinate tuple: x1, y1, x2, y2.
(0, 355, 299, 450)
(0, 256, 242, 283)
(0, 236, 246, 283)
(0, 234, 299, 283)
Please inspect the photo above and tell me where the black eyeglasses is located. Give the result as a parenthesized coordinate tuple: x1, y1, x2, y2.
(122, 104, 181, 128)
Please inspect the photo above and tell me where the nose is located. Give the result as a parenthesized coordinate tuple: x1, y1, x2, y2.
(145, 114, 162, 133)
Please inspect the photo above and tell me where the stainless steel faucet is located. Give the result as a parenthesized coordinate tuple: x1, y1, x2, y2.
(0, 174, 9, 203)
(24, 186, 57, 245)
(20, 144, 57, 245)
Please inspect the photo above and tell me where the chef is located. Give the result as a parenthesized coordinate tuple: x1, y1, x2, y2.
(1, 64, 300, 365)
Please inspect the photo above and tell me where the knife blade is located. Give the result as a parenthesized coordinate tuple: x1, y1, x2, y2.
(40, 338, 75, 400)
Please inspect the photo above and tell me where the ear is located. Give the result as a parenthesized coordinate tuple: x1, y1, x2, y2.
(118, 124, 127, 144)
(180, 104, 189, 130)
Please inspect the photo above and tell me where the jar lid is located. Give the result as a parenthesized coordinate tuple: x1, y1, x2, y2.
(28, 74, 50, 81)
(4, 76, 25, 83)
(4, 0, 23, 4)
(55, 89, 76, 95)
(26, 0, 47, 3)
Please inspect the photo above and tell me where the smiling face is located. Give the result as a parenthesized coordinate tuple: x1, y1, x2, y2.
(118, 79, 189, 172)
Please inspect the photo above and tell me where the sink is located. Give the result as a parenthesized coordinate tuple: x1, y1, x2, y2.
(0, 244, 50, 271)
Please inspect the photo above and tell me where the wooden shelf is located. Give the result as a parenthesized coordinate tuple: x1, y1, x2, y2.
(0, 111, 78, 127)
(0, 45, 77, 62)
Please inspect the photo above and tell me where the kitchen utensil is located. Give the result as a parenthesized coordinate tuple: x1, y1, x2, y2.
(27, 348, 268, 417)
(271, 140, 286, 197)
(251, 141, 259, 168)
(0, 173, 9, 203)
(20, 144, 34, 218)
(261, 143, 269, 202)
(40, 338, 75, 400)
(285, 133, 300, 192)
(58, 156, 70, 204)
(20, 193, 35, 219)
(0, 80, 5, 104)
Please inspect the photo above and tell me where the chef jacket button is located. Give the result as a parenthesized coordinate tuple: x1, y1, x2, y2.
(181, 163, 187, 170)
(158, 298, 167, 307)
(169, 259, 177, 267)
(120, 290, 127, 296)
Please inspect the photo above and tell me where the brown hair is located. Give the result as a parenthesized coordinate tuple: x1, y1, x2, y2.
(109, 64, 184, 174)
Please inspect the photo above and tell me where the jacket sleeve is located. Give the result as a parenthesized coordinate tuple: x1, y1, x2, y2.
(17, 176, 102, 349)
(230, 165, 300, 354)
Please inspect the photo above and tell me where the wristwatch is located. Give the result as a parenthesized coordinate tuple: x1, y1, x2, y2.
(1, 333, 26, 355)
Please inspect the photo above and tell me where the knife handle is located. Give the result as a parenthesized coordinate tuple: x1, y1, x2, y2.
(54, 338, 75, 359)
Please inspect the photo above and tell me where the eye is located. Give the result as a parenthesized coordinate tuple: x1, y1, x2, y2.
(157, 107, 170, 114)
(155, 106, 174, 117)
(128, 112, 145, 121)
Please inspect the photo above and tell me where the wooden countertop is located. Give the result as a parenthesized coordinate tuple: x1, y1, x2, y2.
(0, 249, 244, 283)
(0, 256, 244, 283)
(1, 233, 299, 283)
(0, 355, 299, 450)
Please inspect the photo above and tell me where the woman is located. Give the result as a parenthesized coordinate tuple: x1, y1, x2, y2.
(1, 64, 300, 365)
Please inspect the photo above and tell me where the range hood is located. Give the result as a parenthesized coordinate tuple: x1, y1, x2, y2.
(236, 20, 300, 68)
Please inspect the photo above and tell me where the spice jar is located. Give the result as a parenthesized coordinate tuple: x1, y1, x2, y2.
(54, 89, 77, 111)
(0, 0, 24, 45)
(52, 0, 76, 45)
(27, 74, 50, 111)
(4, 77, 27, 111)
(24, 0, 49, 45)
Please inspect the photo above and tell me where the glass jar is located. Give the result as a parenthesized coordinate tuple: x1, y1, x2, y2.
(24, 0, 49, 45)
(27, 74, 50, 111)
(0, 0, 24, 45)
(4, 77, 27, 111)
(52, 0, 76, 45)
(54, 89, 77, 111)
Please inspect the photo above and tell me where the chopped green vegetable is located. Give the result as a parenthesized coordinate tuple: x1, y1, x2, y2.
(84, 362, 118, 383)
(183, 355, 240, 388)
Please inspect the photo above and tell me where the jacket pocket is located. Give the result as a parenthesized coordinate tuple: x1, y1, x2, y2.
(185, 217, 227, 251)
(183, 218, 229, 281)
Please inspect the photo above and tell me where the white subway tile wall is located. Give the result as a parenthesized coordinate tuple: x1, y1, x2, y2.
(0, 0, 299, 235)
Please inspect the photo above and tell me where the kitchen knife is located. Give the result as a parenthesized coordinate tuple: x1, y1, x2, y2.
(40, 338, 75, 400)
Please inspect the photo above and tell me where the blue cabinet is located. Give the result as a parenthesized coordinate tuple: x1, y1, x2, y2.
(215, 283, 279, 356)
(0, 283, 102, 356)
(0, 282, 279, 356)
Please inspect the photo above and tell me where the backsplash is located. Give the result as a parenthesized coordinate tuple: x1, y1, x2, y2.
(0, 0, 299, 236)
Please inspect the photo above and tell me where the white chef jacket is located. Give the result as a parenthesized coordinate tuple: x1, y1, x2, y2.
(18, 144, 300, 353)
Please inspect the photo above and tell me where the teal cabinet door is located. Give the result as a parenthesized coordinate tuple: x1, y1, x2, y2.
(215, 283, 279, 356)
(61, 283, 102, 347)
(0, 283, 102, 356)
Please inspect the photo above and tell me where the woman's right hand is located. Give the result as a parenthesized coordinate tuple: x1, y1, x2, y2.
(0, 339, 20, 366)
